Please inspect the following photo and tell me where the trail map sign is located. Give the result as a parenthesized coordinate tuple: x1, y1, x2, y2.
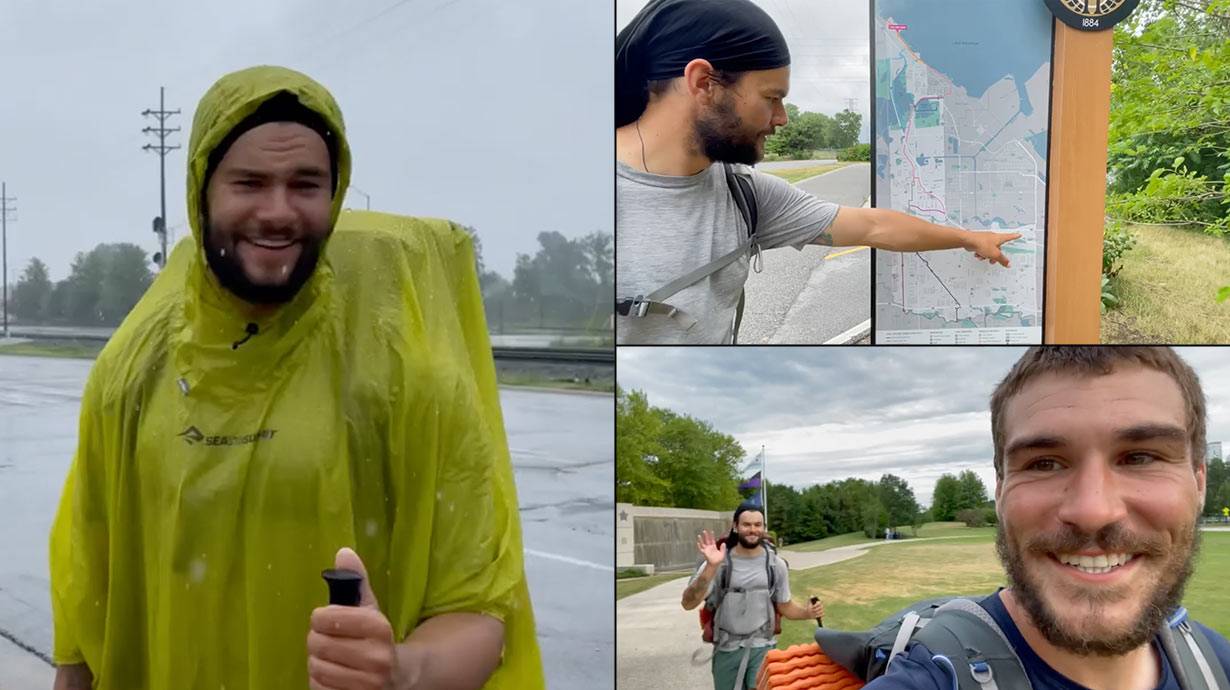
(873, 0, 1053, 344)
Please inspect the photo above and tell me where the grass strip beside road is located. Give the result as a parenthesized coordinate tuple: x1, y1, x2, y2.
(617, 570, 692, 600)
(0, 339, 104, 358)
(0, 340, 613, 393)
(1101, 223, 1230, 344)
(762, 163, 849, 185)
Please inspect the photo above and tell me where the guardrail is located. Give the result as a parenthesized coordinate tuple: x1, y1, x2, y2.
(491, 347, 613, 364)
(3, 328, 614, 364)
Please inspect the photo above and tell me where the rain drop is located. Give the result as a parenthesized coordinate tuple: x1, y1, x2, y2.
(189, 557, 208, 583)
(220, 248, 227, 257)
(365, 520, 378, 537)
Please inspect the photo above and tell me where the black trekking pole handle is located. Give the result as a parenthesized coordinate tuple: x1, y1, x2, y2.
(322, 568, 364, 607)
(810, 596, 823, 628)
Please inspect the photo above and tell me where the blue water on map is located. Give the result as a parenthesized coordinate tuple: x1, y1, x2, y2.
(877, 0, 1051, 112)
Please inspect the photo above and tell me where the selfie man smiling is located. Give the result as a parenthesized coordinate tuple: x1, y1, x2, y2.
(866, 347, 1230, 690)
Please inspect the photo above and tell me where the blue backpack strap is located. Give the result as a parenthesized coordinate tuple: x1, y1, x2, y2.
(911, 599, 1031, 690)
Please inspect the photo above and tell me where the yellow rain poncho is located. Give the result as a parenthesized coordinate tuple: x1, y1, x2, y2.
(49, 66, 544, 689)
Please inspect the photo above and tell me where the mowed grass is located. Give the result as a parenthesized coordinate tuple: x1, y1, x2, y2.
(762, 163, 849, 185)
(0, 339, 104, 358)
(616, 570, 692, 600)
(1101, 224, 1230, 344)
(776, 528, 1230, 647)
(786, 522, 982, 552)
(1187, 531, 1230, 637)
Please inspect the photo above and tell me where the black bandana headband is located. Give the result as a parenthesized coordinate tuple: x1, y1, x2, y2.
(616, 0, 791, 128)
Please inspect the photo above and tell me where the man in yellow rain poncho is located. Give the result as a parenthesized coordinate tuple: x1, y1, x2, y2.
(48, 65, 544, 689)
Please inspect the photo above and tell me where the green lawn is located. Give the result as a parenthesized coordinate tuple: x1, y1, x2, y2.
(1187, 531, 1230, 637)
(762, 163, 849, 185)
(1101, 223, 1230, 344)
(777, 527, 1229, 646)
(785, 522, 983, 552)
(616, 570, 692, 600)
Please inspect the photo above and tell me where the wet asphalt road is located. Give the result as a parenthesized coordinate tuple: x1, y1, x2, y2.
(0, 355, 613, 689)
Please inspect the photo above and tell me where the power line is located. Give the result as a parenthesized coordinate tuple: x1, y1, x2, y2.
(142, 86, 181, 269)
(1, 182, 16, 338)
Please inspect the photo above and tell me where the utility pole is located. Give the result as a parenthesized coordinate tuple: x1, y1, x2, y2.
(350, 186, 372, 210)
(1, 183, 15, 338)
(142, 87, 180, 269)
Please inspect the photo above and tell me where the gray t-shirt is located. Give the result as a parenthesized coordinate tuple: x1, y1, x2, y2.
(616, 161, 840, 344)
(690, 549, 791, 651)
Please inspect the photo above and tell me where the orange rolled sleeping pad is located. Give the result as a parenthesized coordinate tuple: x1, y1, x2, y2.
(755, 643, 865, 690)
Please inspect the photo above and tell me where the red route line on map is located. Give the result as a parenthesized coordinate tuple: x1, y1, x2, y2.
(887, 23, 952, 219)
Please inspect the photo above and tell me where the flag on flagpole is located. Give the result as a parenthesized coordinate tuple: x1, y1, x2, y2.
(738, 471, 762, 491)
(740, 448, 765, 476)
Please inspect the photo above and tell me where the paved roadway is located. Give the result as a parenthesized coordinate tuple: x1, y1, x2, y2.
(740, 163, 872, 344)
(0, 355, 613, 690)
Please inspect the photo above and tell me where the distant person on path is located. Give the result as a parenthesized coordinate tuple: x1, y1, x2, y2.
(866, 347, 1230, 690)
(683, 503, 825, 689)
(48, 66, 542, 690)
(615, 0, 1021, 345)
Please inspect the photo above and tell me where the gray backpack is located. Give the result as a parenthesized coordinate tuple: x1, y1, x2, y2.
(615, 162, 761, 343)
(700, 543, 782, 648)
(814, 597, 1229, 690)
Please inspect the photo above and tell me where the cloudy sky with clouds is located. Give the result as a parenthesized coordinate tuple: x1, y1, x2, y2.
(617, 0, 872, 142)
(0, 0, 610, 283)
(617, 347, 1230, 507)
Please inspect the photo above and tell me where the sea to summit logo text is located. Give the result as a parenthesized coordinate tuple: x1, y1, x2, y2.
(177, 425, 277, 447)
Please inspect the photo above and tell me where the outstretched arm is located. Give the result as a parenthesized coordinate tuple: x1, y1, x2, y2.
(821, 207, 1020, 267)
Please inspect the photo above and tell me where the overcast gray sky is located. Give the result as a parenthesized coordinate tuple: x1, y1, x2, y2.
(0, 0, 611, 282)
(616, 0, 871, 142)
(617, 347, 1230, 507)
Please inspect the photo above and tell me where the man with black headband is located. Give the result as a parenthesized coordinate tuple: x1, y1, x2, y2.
(616, 0, 1022, 345)
(683, 503, 825, 690)
(49, 66, 543, 689)
(865, 347, 1230, 689)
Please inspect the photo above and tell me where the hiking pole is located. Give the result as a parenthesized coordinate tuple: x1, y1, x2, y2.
(811, 596, 823, 628)
(322, 568, 363, 607)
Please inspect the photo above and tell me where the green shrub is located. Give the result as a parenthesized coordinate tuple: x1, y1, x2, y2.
(1103, 219, 1138, 279)
(838, 144, 871, 162)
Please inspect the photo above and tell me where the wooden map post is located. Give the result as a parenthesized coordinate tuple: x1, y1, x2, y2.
(1042, 0, 1139, 343)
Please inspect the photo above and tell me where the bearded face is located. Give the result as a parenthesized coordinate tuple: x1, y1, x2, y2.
(994, 367, 1207, 656)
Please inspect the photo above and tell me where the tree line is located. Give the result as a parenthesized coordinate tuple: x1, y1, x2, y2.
(473, 230, 612, 336)
(1206, 454, 1230, 518)
(4, 230, 613, 335)
(6, 244, 153, 327)
(765, 105, 862, 160)
(617, 387, 995, 545)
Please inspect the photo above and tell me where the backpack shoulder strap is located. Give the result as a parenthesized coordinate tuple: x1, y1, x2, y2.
(706, 547, 735, 610)
(723, 163, 759, 344)
(1159, 609, 1230, 690)
(617, 164, 762, 326)
(724, 162, 759, 238)
(911, 599, 1031, 690)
